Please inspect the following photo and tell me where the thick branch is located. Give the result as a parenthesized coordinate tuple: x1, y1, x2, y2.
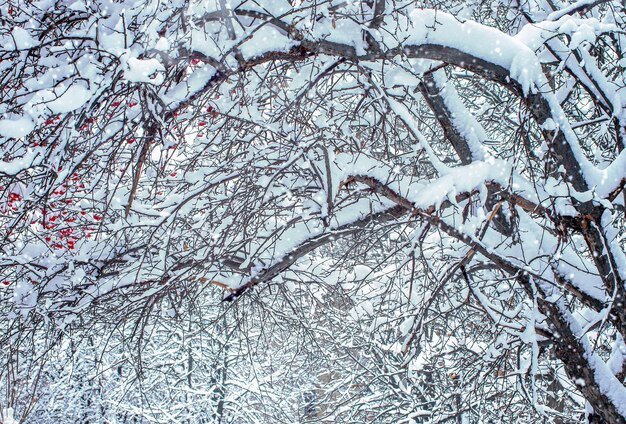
(222, 204, 407, 301)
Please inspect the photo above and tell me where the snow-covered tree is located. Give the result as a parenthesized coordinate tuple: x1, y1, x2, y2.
(1, 0, 625, 422)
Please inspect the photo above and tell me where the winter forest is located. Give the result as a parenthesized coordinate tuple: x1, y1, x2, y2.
(1, 0, 626, 422)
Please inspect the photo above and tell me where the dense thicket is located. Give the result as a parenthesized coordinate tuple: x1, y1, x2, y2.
(1, 0, 625, 422)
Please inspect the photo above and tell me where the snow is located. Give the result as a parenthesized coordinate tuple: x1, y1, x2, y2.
(0, 116, 35, 138)
(239, 25, 297, 60)
(405, 10, 544, 95)
(608, 333, 626, 377)
(569, 23, 598, 48)
(409, 159, 511, 209)
(0, 408, 17, 424)
(125, 57, 165, 84)
(155, 37, 170, 51)
(588, 338, 626, 417)
(430, 70, 488, 161)
(515, 16, 616, 51)
(161, 65, 217, 108)
(67, 0, 87, 12)
(539, 282, 626, 417)
(311, 17, 369, 56)
(540, 118, 557, 131)
(46, 84, 91, 114)
(384, 65, 421, 87)
(594, 149, 626, 198)
(0, 150, 40, 175)
(374, 10, 621, 196)
(10, 27, 37, 50)
(337, 154, 512, 211)
(2, 2, 626, 422)
(353, 264, 372, 280)
(547, 0, 609, 21)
